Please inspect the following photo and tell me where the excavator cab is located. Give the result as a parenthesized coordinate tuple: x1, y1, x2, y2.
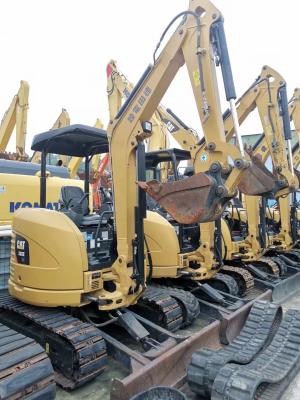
(145, 148, 191, 182)
(9, 124, 127, 308)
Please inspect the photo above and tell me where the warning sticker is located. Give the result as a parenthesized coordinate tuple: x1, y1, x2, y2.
(0, 186, 6, 194)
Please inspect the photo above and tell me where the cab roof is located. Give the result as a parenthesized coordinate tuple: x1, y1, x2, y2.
(31, 124, 109, 157)
(145, 148, 191, 168)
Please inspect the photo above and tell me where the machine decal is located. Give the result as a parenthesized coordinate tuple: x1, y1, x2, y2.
(162, 119, 179, 133)
(0, 185, 6, 193)
(127, 86, 152, 123)
(9, 201, 59, 213)
(15, 235, 30, 265)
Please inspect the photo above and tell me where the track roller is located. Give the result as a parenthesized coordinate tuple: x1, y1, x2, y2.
(211, 309, 300, 400)
(150, 285, 200, 328)
(207, 273, 239, 296)
(222, 265, 254, 296)
(132, 287, 183, 332)
(0, 323, 56, 399)
(187, 300, 282, 398)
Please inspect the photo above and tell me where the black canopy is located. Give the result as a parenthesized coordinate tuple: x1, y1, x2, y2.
(145, 148, 191, 169)
(31, 124, 109, 157)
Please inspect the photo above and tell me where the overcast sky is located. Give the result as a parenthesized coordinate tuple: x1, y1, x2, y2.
(0, 0, 299, 154)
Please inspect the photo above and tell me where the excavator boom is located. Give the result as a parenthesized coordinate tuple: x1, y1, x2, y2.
(0, 80, 29, 160)
(129, 6, 275, 224)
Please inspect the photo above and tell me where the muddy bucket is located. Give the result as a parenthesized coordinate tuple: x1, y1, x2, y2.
(130, 386, 187, 400)
(237, 155, 277, 196)
(138, 173, 227, 224)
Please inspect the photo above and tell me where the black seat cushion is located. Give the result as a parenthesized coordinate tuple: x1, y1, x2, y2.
(60, 186, 89, 215)
(60, 186, 101, 226)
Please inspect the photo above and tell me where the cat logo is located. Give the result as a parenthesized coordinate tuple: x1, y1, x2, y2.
(16, 240, 25, 251)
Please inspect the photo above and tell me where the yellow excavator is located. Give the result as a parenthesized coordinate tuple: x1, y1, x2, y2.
(106, 60, 252, 301)
(106, 60, 300, 301)
(0, 80, 29, 160)
(221, 67, 297, 263)
(255, 88, 300, 260)
(0, 0, 276, 389)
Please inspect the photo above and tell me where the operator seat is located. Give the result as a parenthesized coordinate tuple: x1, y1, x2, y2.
(184, 166, 194, 177)
(60, 186, 100, 226)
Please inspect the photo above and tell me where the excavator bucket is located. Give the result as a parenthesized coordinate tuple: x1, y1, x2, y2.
(238, 154, 278, 196)
(138, 172, 228, 224)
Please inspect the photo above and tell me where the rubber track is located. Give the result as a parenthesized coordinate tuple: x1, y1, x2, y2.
(187, 301, 282, 398)
(150, 284, 200, 328)
(209, 273, 239, 296)
(133, 286, 183, 332)
(271, 256, 287, 276)
(211, 309, 300, 400)
(0, 323, 56, 399)
(222, 265, 254, 296)
(0, 293, 107, 389)
(252, 257, 280, 276)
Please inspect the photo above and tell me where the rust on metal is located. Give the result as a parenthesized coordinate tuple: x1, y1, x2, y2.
(238, 154, 277, 195)
(110, 290, 272, 400)
(138, 153, 280, 224)
(137, 172, 226, 224)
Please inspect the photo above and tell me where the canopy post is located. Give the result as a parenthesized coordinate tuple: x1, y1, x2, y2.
(40, 150, 47, 208)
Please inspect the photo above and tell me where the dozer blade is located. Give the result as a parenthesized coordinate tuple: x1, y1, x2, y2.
(271, 271, 300, 303)
(110, 290, 272, 400)
(238, 154, 278, 196)
(138, 173, 227, 224)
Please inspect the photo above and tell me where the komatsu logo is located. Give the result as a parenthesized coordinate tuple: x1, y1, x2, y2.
(9, 202, 59, 213)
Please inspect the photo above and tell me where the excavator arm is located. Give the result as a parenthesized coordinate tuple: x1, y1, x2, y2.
(0, 80, 29, 160)
(107, 0, 275, 278)
(107, 60, 170, 180)
(107, 60, 198, 156)
(223, 67, 299, 251)
(223, 65, 297, 196)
